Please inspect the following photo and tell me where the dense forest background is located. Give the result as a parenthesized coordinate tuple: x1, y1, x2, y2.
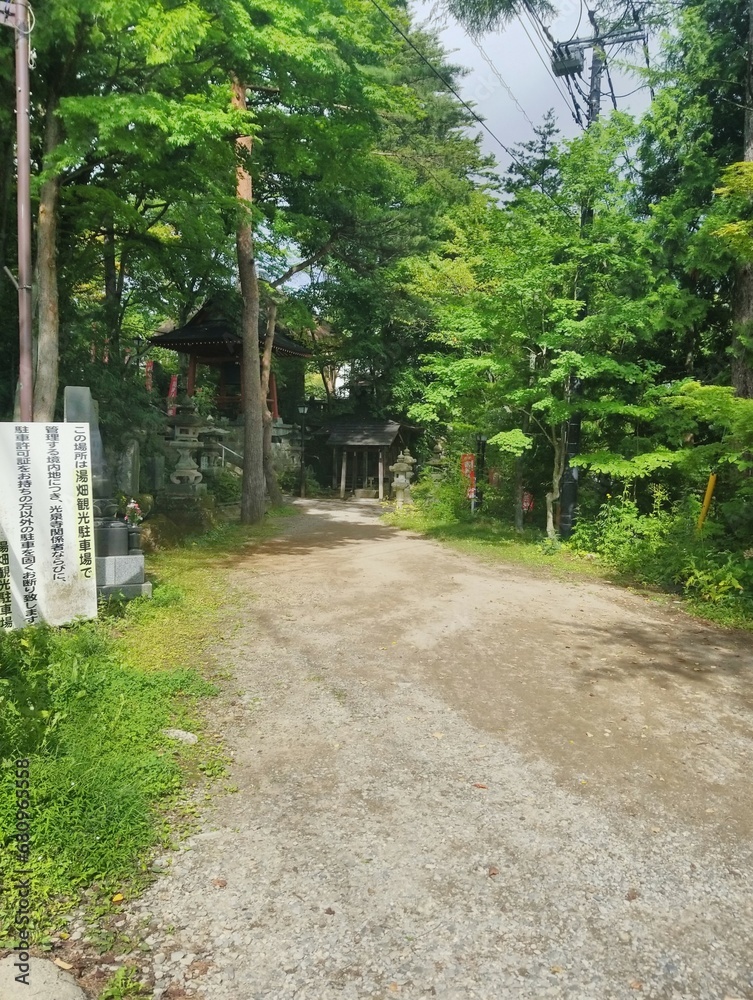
(2, 0, 753, 612)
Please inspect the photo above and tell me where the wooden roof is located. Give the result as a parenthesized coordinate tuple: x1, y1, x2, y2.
(326, 421, 406, 447)
(149, 300, 312, 360)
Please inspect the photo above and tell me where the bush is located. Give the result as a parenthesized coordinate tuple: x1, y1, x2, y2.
(206, 468, 242, 504)
(570, 485, 753, 610)
(278, 465, 320, 496)
(411, 466, 473, 522)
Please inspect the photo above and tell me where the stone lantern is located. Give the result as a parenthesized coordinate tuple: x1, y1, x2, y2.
(198, 418, 229, 477)
(166, 403, 206, 494)
(426, 440, 446, 482)
(389, 449, 416, 507)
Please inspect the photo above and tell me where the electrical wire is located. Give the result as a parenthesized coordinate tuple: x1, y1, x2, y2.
(604, 55, 618, 111)
(518, 10, 582, 125)
(563, 74, 585, 126)
(364, 0, 518, 158)
(364, 0, 577, 214)
(466, 33, 537, 130)
(564, 0, 584, 43)
(611, 83, 648, 100)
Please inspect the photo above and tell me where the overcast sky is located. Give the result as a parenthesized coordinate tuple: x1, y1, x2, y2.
(408, 0, 652, 171)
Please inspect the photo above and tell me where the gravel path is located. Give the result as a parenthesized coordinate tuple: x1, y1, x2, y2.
(123, 501, 753, 1000)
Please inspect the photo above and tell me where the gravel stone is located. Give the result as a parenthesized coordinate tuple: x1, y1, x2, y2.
(123, 501, 753, 1000)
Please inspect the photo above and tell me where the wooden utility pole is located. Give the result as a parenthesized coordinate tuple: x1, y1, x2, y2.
(553, 19, 643, 538)
(2, 1, 33, 421)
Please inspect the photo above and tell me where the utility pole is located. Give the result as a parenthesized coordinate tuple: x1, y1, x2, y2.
(2, 1, 33, 422)
(551, 19, 643, 538)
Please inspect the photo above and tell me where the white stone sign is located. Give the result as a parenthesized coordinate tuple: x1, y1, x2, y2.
(0, 423, 97, 629)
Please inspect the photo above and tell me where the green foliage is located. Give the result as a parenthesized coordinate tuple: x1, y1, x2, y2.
(100, 966, 149, 999)
(409, 466, 474, 523)
(0, 514, 286, 941)
(205, 469, 243, 504)
(0, 619, 216, 939)
(569, 486, 753, 614)
(277, 465, 321, 496)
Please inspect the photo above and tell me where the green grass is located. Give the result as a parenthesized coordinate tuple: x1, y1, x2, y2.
(383, 506, 608, 579)
(0, 508, 293, 947)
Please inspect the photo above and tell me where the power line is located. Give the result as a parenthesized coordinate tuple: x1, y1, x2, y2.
(364, 0, 576, 214)
(364, 0, 517, 158)
(517, 11, 581, 125)
(604, 55, 618, 111)
(565, 0, 584, 43)
(466, 33, 536, 130)
(563, 74, 586, 126)
(365, 0, 583, 218)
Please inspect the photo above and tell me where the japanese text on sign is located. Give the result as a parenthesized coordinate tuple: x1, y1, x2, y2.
(0, 423, 97, 629)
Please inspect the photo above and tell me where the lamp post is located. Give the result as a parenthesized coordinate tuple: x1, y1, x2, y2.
(297, 401, 309, 498)
(2, 1, 33, 421)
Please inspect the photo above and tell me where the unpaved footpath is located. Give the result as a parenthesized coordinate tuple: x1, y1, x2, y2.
(128, 501, 753, 1000)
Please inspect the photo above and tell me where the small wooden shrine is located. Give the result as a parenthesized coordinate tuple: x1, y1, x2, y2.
(326, 420, 419, 499)
(149, 299, 311, 417)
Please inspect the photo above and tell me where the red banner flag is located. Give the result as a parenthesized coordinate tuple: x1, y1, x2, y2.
(145, 359, 154, 392)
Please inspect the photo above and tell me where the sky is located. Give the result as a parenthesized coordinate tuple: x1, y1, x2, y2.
(408, 0, 653, 171)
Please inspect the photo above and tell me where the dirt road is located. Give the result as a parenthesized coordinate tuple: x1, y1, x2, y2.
(128, 501, 753, 1000)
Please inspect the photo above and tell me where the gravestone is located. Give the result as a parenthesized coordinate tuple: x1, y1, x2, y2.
(116, 437, 140, 496)
(63, 386, 112, 503)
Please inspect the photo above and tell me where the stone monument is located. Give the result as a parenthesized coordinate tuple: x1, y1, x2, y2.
(426, 440, 446, 482)
(165, 403, 206, 494)
(64, 386, 152, 601)
(389, 449, 417, 507)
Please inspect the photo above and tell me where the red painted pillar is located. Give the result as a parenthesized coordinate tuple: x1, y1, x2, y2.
(269, 372, 280, 419)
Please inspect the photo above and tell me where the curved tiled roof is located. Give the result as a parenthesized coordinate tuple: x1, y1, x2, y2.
(149, 301, 312, 359)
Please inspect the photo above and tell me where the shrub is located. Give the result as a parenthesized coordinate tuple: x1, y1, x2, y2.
(570, 484, 753, 610)
(206, 468, 242, 504)
(278, 465, 320, 496)
(411, 466, 473, 522)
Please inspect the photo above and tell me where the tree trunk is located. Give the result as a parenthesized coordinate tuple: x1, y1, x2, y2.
(232, 80, 266, 524)
(33, 99, 61, 421)
(545, 426, 567, 540)
(514, 458, 524, 532)
(260, 299, 283, 505)
(731, 0, 753, 397)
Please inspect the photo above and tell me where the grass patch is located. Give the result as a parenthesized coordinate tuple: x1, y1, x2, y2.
(384, 506, 753, 630)
(383, 506, 608, 579)
(0, 509, 292, 947)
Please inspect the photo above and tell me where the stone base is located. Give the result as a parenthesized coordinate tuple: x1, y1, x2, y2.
(95, 554, 151, 602)
(353, 489, 378, 499)
(166, 482, 208, 496)
(96, 554, 147, 587)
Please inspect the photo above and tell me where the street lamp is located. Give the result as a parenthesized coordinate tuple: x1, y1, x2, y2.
(297, 402, 309, 498)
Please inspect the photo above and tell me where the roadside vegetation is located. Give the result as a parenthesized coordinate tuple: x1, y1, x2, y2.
(385, 471, 753, 631)
(0, 513, 289, 947)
